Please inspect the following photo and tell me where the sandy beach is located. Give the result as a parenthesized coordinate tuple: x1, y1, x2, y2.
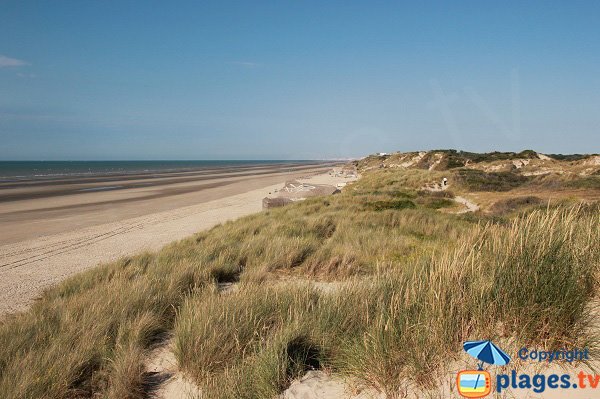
(0, 162, 340, 316)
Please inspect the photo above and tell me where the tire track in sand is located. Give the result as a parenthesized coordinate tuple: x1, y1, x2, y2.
(0, 170, 346, 317)
(0, 185, 271, 315)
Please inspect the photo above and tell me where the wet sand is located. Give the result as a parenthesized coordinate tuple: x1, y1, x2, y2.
(0, 162, 337, 315)
(0, 162, 334, 244)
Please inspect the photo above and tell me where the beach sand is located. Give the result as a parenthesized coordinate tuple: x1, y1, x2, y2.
(0, 163, 342, 316)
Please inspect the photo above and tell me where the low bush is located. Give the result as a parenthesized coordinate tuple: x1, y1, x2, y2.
(454, 169, 531, 191)
(488, 196, 545, 215)
(364, 199, 416, 211)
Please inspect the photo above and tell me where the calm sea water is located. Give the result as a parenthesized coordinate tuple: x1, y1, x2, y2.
(0, 160, 314, 181)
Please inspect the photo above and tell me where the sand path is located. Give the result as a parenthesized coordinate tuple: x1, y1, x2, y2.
(144, 338, 201, 399)
(453, 195, 480, 213)
(281, 371, 384, 399)
(421, 181, 480, 214)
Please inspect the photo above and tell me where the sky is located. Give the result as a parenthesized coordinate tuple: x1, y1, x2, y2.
(1, 1, 599, 160)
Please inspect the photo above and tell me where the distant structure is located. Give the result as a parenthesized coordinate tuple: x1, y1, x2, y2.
(262, 197, 293, 209)
(377, 152, 389, 156)
(333, 166, 358, 178)
(262, 180, 340, 209)
(443, 177, 448, 186)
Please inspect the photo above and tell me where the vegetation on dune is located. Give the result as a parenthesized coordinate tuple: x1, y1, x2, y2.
(547, 153, 595, 161)
(415, 189, 456, 209)
(488, 196, 545, 215)
(175, 205, 599, 398)
(436, 149, 540, 169)
(0, 164, 599, 398)
(454, 168, 531, 191)
(516, 173, 600, 192)
(566, 175, 600, 190)
(0, 251, 212, 398)
(358, 149, 543, 170)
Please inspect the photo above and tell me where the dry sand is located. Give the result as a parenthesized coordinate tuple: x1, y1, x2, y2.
(0, 163, 342, 316)
(145, 338, 202, 399)
(281, 371, 384, 399)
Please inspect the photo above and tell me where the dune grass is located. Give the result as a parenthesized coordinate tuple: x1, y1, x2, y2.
(0, 168, 598, 398)
(0, 251, 212, 398)
(453, 168, 532, 192)
(174, 205, 599, 398)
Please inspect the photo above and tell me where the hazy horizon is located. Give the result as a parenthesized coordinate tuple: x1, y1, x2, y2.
(0, 148, 596, 162)
(1, 1, 599, 160)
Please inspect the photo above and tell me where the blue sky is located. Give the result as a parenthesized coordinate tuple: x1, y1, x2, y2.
(1, 1, 599, 160)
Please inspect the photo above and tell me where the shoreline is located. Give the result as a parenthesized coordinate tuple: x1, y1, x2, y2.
(0, 162, 336, 202)
(0, 162, 336, 245)
(0, 164, 347, 316)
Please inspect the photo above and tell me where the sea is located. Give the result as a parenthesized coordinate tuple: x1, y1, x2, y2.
(0, 160, 316, 182)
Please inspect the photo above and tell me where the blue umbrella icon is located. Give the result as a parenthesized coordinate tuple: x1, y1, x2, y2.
(464, 340, 511, 370)
(463, 340, 510, 391)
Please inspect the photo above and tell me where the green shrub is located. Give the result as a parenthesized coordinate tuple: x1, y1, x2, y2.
(454, 169, 531, 191)
(364, 199, 416, 211)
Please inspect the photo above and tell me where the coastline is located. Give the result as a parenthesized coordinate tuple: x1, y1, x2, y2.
(0, 162, 336, 245)
(0, 163, 344, 316)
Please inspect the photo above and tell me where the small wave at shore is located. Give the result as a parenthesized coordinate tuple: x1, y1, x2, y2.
(0, 160, 321, 182)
